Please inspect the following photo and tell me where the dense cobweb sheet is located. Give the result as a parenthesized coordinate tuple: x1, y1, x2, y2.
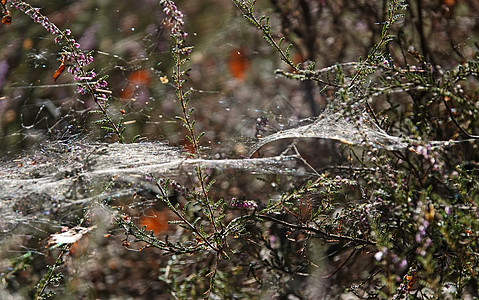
(0, 109, 459, 235)
(0, 112, 414, 204)
(251, 111, 411, 154)
(249, 108, 468, 156)
(0, 142, 300, 200)
(0, 142, 302, 234)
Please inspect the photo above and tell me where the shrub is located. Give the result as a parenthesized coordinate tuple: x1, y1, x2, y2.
(0, 0, 478, 299)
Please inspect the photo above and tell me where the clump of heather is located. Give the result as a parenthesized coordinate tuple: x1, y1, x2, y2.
(6, 0, 124, 141)
(1, 0, 478, 299)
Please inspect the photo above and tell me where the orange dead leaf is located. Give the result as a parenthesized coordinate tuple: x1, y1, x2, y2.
(2, 13, 11, 25)
(292, 53, 304, 65)
(53, 61, 65, 81)
(139, 209, 169, 234)
(122, 238, 131, 247)
(1, 0, 6, 5)
(120, 69, 151, 99)
(129, 69, 152, 84)
(287, 52, 305, 73)
(444, 0, 455, 6)
(180, 138, 196, 154)
(68, 235, 90, 257)
(406, 270, 417, 291)
(228, 49, 250, 80)
(22, 38, 33, 50)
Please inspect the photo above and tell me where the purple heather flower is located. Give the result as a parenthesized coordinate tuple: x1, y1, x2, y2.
(424, 237, 432, 248)
(230, 198, 258, 210)
(374, 250, 384, 261)
(8, 0, 108, 99)
(445, 206, 451, 215)
(269, 234, 276, 245)
(77, 86, 88, 95)
(415, 233, 422, 243)
(9, 0, 61, 35)
(398, 258, 408, 270)
(159, 0, 188, 38)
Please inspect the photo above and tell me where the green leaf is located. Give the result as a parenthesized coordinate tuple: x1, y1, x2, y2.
(94, 119, 109, 125)
(131, 135, 141, 143)
(101, 126, 115, 133)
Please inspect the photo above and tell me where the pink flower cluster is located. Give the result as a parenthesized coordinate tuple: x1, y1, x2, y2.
(8, 0, 60, 35)
(159, 0, 188, 38)
(230, 198, 258, 210)
(8, 0, 108, 98)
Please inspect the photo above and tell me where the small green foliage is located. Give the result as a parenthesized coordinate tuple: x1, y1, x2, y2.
(3, 0, 479, 299)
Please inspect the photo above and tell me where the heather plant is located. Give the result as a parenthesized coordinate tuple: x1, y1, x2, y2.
(2, 0, 125, 143)
(0, 0, 478, 299)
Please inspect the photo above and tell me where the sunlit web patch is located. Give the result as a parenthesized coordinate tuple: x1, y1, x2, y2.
(26, 49, 49, 68)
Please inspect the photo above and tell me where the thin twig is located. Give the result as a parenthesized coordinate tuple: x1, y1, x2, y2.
(255, 214, 376, 246)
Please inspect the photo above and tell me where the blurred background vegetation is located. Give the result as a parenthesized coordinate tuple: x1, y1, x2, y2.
(1, 0, 478, 153)
(1, 0, 479, 298)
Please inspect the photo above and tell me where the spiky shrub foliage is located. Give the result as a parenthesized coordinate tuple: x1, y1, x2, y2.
(0, 0, 478, 299)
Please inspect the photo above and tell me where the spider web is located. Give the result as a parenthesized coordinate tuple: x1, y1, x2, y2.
(0, 140, 305, 234)
(0, 104, 456, 239)
(252, 109, 412, 154)
(0, 1, 458, 249)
